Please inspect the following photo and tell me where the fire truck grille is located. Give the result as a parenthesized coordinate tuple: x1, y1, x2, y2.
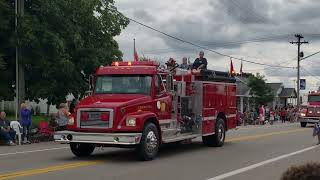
(79, 110, 112, 128)
(307, 108, 320, 117)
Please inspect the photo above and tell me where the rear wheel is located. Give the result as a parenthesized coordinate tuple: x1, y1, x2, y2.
(202, 118, 225, 147)
(70, 143, 95, 157)
(300, 122, 307, 127)
(136, 123, 160, 161)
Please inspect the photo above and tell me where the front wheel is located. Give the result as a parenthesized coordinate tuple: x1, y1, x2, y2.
(202, 118, 226, 147)
(136, 123, 160, 161)
(70, 143, 95, 157)
(300, 122, 307, 127)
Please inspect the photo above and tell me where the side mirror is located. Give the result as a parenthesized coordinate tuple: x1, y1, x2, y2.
(166, 74, 174, 92)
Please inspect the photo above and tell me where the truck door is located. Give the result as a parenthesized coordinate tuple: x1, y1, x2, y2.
(227, 85, 237, 129)
(154, 74, 172, 120)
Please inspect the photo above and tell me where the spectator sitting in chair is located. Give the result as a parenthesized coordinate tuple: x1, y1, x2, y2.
(56, 103, 70, 131)
(0, 112, 16, 146)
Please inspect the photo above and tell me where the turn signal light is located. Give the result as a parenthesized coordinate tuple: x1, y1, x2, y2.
(101, 112, 110, 121)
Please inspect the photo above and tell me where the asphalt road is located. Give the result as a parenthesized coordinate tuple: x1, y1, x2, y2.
(0, 122, 319, 180)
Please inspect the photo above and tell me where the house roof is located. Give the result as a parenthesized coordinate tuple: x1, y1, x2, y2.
(236, 77, 250, 96)
(279, 88, 297, 98)
(267, 83, 283, 96)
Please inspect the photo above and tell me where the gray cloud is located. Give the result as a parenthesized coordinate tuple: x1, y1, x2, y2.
(115, 0, 320, 89)
(133, 9, 154, 22)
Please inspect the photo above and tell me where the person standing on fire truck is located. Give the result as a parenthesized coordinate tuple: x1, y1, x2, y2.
(179, 57, 190, 70)
(192, 51, 208, 70)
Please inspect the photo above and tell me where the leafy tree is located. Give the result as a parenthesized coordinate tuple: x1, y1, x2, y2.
(0, 0, 15, 101)
(248, 73, 274, 106)
(0, 0, 129, 111)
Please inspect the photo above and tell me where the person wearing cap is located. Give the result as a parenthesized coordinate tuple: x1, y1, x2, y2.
(166, 58, 177, 70)
(192, 51, 208, 70)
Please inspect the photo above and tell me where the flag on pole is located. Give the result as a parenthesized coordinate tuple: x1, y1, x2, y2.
(134, 38, 139, 62)
(240, 60, 243, 75)
(134, 48, 139, 62)
(230, 58, 235, 75)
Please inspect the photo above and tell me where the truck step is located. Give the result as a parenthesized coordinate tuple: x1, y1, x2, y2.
(161, 128, 181, 139)
(163, 134, 200, 143)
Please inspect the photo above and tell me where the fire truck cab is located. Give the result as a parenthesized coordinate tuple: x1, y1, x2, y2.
(54, 61, 237, 160)
(299, 91, 320, 127)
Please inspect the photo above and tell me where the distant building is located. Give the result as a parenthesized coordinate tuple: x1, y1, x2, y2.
(267, 83, 297, 108)
(236, 77, 251, 113)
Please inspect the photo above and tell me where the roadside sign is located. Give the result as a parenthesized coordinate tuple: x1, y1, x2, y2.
(300, 79, 306, 90)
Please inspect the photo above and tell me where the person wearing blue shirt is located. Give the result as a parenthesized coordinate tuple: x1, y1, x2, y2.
(20, 103, 32, 144)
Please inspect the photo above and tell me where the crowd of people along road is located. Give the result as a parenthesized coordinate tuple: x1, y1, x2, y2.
(239, 105, 300, 126)
(0, 101, 75, 146)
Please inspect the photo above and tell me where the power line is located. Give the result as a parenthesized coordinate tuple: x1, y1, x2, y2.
(128, 17, 294, 69)
(300, 50, 320, 61)
(143, 35, 290, 54)
(301, 67, 320, 81)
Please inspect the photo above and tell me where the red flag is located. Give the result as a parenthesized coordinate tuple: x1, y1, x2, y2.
(240, 60, 243, 75)
(230, 58, 235, 75)
(134, 48, 139, 62)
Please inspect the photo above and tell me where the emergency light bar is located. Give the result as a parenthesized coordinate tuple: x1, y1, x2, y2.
(112, 61, 159, 67)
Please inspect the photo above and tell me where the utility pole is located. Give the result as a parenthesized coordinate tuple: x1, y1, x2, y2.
(15, 0, 24, 121)
(290, 34, 308, 107)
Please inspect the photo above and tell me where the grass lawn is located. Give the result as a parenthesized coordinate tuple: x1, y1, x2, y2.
(6, 115, 50, 128)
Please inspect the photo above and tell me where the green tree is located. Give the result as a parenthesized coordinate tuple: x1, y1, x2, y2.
(248, 74, 274, 106)
(0, 0, 129, 111)
(0, 0, 15, 101)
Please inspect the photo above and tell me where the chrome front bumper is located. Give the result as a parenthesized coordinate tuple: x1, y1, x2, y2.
(54, 131, 142, 145)
(299, 118, 320, 123)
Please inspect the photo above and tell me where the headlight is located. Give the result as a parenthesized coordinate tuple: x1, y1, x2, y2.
(300, 113, 306, 117)
(68, 117, 75, 125)
(126, 117, 136, 127)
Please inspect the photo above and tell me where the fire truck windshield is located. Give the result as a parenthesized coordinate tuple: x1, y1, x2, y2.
(308, 95, 320, 102)
(95, 75, 152, 95)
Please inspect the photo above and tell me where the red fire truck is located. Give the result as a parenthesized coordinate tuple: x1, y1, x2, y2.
(299, 91, 320, 127)
(54, 61, 237, 160)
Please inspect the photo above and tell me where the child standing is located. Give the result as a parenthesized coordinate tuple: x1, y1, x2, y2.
(270, 109, 275, 125)
(313, 122, 320, 145)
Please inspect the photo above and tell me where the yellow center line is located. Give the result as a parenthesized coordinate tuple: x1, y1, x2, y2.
(226, 128, 309, 142)
(0, 128, 309, 180)
(0, 161, 102, 180)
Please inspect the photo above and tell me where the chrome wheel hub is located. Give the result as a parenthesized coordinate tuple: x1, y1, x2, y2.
(146, 131, 158, 153)
(218, 124, 225, 141)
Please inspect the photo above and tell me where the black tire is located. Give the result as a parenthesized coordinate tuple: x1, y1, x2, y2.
(300, 122, 307, 127)
(136, 123, 160, 161)
(70, 143, 95, 157)
(202, 118, 225, 147)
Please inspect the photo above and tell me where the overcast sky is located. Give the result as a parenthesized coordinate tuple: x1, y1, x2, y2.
(114, 0, 320, 92)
